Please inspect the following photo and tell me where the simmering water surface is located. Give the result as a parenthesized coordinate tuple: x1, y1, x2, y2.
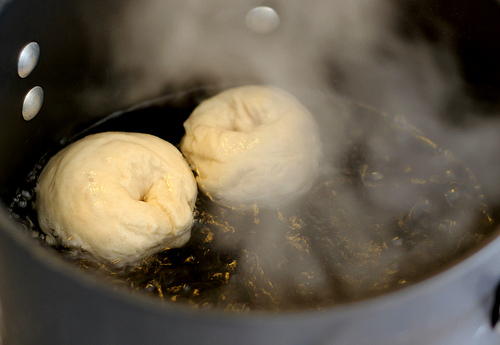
(8, 90, 496, 312)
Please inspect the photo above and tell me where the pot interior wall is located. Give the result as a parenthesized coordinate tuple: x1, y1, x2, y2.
(1, 0, 500, 291)
(1, 0, 500, 342)
(0, 0, 125, 201)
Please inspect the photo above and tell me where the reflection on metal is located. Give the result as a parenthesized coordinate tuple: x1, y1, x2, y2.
(18, 42, 40, 78)
(245, 6, 280, 34)
(22, 86, 44, 121)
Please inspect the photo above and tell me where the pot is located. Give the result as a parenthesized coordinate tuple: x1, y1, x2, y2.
(1, 0, 500, 344)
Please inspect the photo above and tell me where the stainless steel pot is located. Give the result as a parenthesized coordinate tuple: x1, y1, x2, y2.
(1, 0, 500, 344)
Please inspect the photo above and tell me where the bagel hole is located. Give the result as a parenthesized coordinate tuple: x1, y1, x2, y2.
(231, 102, 263, 132)
(139, 191, 150, 203)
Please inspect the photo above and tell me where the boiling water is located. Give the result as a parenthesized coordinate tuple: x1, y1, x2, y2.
(9, 90, 496, 312)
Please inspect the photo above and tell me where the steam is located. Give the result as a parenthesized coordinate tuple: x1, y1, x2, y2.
(82, 0, 394, 112)
(76, 0, 500, 307)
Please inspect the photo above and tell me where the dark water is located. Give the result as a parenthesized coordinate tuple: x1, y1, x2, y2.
(8, 90, 496, 312)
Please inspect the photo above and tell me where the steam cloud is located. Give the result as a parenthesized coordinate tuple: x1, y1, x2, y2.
(75, 0, 500, 307)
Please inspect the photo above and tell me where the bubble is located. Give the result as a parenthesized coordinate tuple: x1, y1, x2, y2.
(445, 184, 461, 207)
(45, 235, 57, 246)
(409, 198, 432, 218)
(392, 237, 403, 246)
(21, 190, 33, 200)
(362, 171, 384, 186)
(17, 199, 27, 208)
(444, 170, 456, 180)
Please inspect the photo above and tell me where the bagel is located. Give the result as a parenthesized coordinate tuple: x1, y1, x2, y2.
(180, 85, 322, 207)
(36, 132, 198, 265)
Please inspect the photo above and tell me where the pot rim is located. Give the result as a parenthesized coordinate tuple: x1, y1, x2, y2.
(1, 202, 499, 324)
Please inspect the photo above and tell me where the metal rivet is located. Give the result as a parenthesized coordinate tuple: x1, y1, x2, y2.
(18, 42, 40, 78)
(22, 86, 44, 121)
(245, 6, 280, 34)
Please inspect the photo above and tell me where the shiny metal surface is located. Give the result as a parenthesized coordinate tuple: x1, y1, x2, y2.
(21, 86, 43, 121)
(1, 0, 500, 344)
(17, 42, 39, 78)
(245, 6, 280, 34)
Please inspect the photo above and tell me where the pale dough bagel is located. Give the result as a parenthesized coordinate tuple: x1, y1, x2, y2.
(36, 132, 198, 265)
(180, 85, 322, 207)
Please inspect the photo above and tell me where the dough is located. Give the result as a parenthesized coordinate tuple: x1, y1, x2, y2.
(36, 132, 198, 265)
(180, 85, 322, 207)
